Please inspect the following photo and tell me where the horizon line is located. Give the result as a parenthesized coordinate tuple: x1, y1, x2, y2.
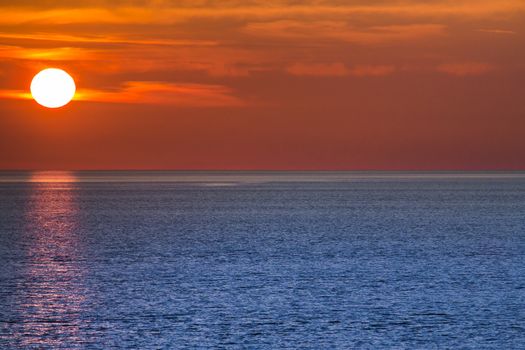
(2, 169, 525, 173)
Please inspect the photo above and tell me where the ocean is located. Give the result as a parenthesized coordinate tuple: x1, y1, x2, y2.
(0, 171, 524, 349)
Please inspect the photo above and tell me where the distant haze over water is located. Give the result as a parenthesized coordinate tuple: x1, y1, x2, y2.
(1, 170, 525, 183)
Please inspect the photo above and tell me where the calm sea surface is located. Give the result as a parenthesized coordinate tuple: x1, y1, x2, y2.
(0, 171, 524, 349)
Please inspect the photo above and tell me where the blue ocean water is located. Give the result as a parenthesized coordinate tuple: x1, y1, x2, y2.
(0, 171, 524, 349)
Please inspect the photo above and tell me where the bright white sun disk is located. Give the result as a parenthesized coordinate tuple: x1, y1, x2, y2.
(30, 68, 76, 108)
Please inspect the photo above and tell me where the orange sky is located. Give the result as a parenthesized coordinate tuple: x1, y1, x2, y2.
(1, 0, 524, 170)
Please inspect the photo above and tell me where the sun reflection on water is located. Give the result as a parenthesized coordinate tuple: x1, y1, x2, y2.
(28, 171, 79, 183)
(17, 171, 89, 347)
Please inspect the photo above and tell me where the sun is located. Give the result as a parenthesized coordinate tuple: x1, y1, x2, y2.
(30, 68, 76, 108)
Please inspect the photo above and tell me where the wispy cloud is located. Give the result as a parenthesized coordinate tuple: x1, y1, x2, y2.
(76, 81, 244, 107)
(1, 1, 524, 25)
(0, 45, 97, 61)
(0, 82, 245, 107)
(0, 0, 522, 108)
(0, 90, 32, 100)
(244, 21, 446, 45)
(0, 32, 218, 47)
(286, 63, 396, 77)
(437, 62, 496, 76)
(350, 65, 397, 77)
(477, 29, 517, 35)
(287, 63, 349, 77)
(76, 82, 245, 106)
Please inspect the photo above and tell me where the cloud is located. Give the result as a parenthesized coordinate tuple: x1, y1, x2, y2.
(437, 62, 496, 76)
(286, 63, 396, 77)
(0, 1, 524, 25)
(244, 21, 446, 44)
(0, 0, 520, 108)
(78, 82, 245, 107)
(0, 0, 520, 83)
(350, 65, 396, 77)
(0, 90, 32, 100)
(0, 45, 97, 61)
(0, 31, 271, 77)
(477, 29, 516, 35)
(0, 82, 245, 107)
(287, 63, 349, 77)
(0, 33, 218, 48)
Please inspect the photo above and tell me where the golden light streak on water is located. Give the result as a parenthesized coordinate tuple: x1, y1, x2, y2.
(16, 173, 89, 347)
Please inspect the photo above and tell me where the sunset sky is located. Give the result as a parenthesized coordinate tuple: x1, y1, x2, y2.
(1, 0, 524, 170)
